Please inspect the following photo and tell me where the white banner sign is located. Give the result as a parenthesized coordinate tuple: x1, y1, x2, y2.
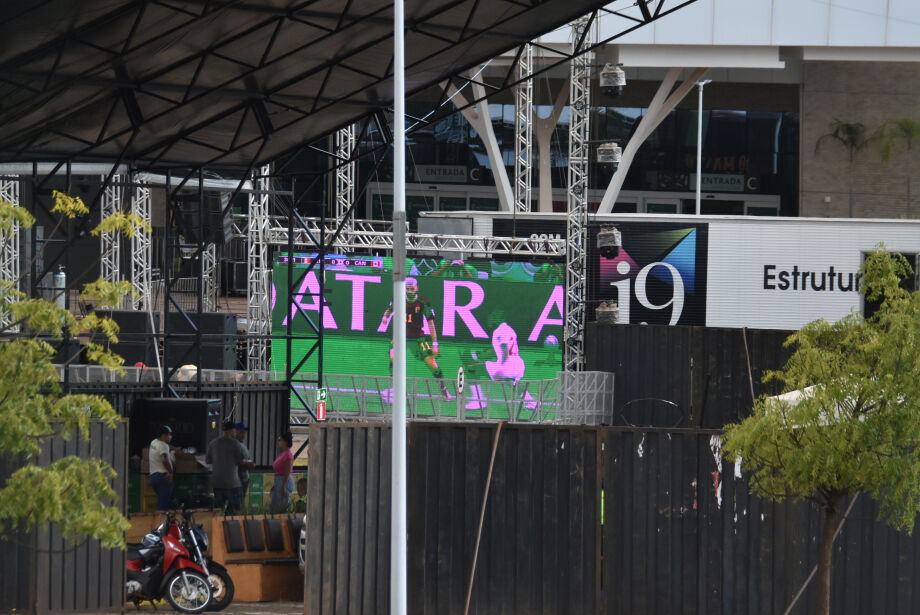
(706, 220, 920, 330)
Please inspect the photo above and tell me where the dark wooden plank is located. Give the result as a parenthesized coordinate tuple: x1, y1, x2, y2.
(305, 424, 325, 615)
(582, 428, 599, 614)
(540, 428, 558, 615)
(448, 425, 469, 615)
(347, 426, 368, 613)
(375, 425, 392, 615)
(513, 428, 536, 613)
(361, 426, 381, 615)
(531, 428, 547, 615)
(320, 426, 341, 615)
(333, 427, 354, 613)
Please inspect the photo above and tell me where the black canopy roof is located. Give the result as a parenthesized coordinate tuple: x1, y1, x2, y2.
(0, 0, 636, 170)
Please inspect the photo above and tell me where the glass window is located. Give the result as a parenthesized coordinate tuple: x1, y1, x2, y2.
(438, 196, 467, 211)
(747, 205, 778, 216)
(646, 202, 678, 214)
(470, 197, 499, 211)
(372, 194, 393, 220)
(612, 201, 638, 213)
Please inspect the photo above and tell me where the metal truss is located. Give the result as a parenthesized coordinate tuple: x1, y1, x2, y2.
(264, 217, 566, 257)
(247, 164, 272, 372)
(128, 174, 152, 311)
(564, 16, 593, 372)
(100, 173, 122, 284)
(0, 175, 20, 330)
(202, 243, 217, 312)
(334, 126, 356, 234)
(0, 0, 698, 172)
(513, 43, 534, 214)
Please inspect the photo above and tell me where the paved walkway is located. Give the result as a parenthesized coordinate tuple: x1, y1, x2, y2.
(222, 602, 303, 615)
(128, 601, 303, 615)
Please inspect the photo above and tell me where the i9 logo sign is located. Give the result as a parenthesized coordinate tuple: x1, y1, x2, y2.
(595, 224, 707, 327)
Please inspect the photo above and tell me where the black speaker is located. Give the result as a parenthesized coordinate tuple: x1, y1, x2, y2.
(130, 397, 221, 456)
(175, 191, 233, 245)
(221, 261, 248, 295)
(165, 312, 237, 370)
(98, 310, 161, 366)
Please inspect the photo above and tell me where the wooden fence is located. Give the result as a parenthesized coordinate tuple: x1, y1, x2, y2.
(0, 420, 128, 614)
(585, 322, 793, 428)
(306, 422, 920, 615)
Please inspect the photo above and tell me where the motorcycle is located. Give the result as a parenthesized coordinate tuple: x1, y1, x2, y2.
(140, 510, 235, 612)
(160, 511, 235, 611)
(126, 530, 211, 613)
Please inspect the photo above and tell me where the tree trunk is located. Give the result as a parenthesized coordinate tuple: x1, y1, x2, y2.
(815, 497, 839, 615)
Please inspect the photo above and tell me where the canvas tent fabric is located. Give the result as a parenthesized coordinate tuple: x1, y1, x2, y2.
(0, 0, 613, 169)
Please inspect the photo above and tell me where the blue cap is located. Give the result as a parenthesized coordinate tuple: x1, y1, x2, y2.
(234, 421, 249, 431)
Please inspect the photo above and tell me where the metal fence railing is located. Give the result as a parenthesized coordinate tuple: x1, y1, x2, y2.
(58, 365, 613, 426)
(289, 371, 610, 425)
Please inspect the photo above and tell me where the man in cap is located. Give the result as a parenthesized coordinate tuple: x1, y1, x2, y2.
(148, 425, 176, 511)
(234, 422, 254, 503)
(206, 420, 248, 513)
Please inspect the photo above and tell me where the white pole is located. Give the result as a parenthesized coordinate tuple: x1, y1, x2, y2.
(695, 79, 710, 215)
(390, 0, 408, 612)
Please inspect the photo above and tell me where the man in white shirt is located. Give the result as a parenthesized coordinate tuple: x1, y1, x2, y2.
(148, 425, 176, 510)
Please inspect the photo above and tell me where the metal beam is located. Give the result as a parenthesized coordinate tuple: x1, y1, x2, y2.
(0, 175, 20, 331)
(513, 42, 533, 214)
(565, 15, 593, 373)
(246, 163, 272, 372)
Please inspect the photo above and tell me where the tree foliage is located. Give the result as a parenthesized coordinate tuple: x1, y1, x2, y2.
(0, 196, 130, 549)
(878, 118, 920, 162)
(723, 250, 920, 614)
(724, 250, 920, 528)
(815, 119, 869, 162)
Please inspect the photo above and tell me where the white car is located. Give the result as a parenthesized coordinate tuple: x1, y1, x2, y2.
(298, 513, 307, 572)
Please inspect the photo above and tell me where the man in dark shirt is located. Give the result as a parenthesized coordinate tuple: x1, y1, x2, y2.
(206, 421, 248, 513)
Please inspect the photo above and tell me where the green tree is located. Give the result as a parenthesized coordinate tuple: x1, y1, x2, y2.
(722, 250, 920, 615)
(877, 118, 920, 216)
(0, 190, 136, 549)
(815, 119, 869, 218)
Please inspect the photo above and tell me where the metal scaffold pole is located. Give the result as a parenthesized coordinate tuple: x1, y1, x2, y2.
(335, 125, 357, 236)
(0, 175, 20, 331)
(247, 164, 272, 372)
(514, 42, 534, 214)
(100, 173, 122, 284)
(391, 0, 408, 611)
(129, 174, 153, 311)
(564, 16, 592, 372)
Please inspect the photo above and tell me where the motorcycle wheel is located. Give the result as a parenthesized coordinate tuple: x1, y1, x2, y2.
(165, 570, 211, 614)
(205, 566, 234, 611)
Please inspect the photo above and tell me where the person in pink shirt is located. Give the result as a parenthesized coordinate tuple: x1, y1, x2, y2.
(270, 431, 295, 513)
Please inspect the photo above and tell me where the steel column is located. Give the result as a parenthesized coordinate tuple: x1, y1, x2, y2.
(129, 174, 152, 310)
(513, 43, 534, 214)
(564, 16, 592, 372)
(334, 125, 356, 237)
(0, 175, 20, 330)
(202, 243, 217, 312)
(247, 164, 272, 372)
(100, 173, 122, 283)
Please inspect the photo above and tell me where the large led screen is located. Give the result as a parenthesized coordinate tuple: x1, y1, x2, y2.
(270, 255, 564, 385)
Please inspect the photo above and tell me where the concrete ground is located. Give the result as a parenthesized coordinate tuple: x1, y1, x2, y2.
(128, 601, 303, 615)
(222, 602, 303, 615)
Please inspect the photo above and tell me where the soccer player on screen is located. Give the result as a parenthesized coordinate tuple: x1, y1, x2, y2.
(378, 277, 448, 391)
